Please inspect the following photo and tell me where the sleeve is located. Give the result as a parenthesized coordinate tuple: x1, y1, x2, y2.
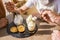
(24, 0, 34, 8)
(56, 0, 60, 13)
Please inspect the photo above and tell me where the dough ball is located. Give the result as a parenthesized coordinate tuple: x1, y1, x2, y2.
(17, 25, 25, 32)
(10, 26, 17, 33)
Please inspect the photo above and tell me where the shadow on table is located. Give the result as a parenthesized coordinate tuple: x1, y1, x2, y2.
(0, 28, 8, 37)
(38, 25, 56, 29)
(36, 18, 56, 29)
(35, 30, 53, 35)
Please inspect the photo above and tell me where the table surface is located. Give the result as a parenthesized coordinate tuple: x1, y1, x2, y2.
(0, 6, 60, 40)
(0, 20, 60, 40)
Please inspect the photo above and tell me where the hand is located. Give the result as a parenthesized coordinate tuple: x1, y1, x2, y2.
(5, 2, 15, 12)
(15, 8, 27, 15)
(41, 10, 60, 25)
(32, 13, 42, 19)
(41, 10, 56, 23)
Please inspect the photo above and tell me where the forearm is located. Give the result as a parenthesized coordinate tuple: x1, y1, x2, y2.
(15, 0, 33, 14)
(15, 5, 29, 14)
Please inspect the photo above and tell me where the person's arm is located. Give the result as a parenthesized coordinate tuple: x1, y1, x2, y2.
(5, 0, 34, 14)
(54, 0, 60, 25)
(14, 0, 34, 14)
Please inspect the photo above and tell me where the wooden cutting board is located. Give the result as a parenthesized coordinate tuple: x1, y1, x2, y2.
(0, 0, 6, 18)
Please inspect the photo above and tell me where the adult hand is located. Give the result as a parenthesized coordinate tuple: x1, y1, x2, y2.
(41, 9, 60, 25)
(41, 10, 56, 23)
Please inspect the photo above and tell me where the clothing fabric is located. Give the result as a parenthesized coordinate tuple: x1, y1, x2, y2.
(24, 0, 60, 13)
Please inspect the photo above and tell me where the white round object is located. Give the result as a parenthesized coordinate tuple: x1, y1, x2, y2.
(26, 15, 36, 31)
(14, 14, 23, 25)
(28, 21, 35, 31)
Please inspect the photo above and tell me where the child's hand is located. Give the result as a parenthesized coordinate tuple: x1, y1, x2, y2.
(5, 2, 15, 12)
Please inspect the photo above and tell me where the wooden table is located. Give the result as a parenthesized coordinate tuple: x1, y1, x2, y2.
(0, 19, 60, 40)
(0, 6, 60, 40)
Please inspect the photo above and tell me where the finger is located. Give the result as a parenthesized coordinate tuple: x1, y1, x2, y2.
(39, 9, 45, 15)
(6, 5, 14, 11)
(42, 11, 51, 18)
(43, 16, 52, 23)
(42, 11, 47, 18)
(43, 17, 48, 21)
(40, 10, 43, 15)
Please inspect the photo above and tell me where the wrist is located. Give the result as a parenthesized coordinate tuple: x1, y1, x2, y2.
(14, 8, 21, 14)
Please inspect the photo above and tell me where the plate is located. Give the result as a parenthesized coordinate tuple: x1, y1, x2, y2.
(7, 20, 38, 38)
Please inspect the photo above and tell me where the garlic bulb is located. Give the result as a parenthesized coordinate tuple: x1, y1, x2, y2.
(26, 15, 37, 31)
(27, 21, 35, 31)
(26, 15, 37, 24)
